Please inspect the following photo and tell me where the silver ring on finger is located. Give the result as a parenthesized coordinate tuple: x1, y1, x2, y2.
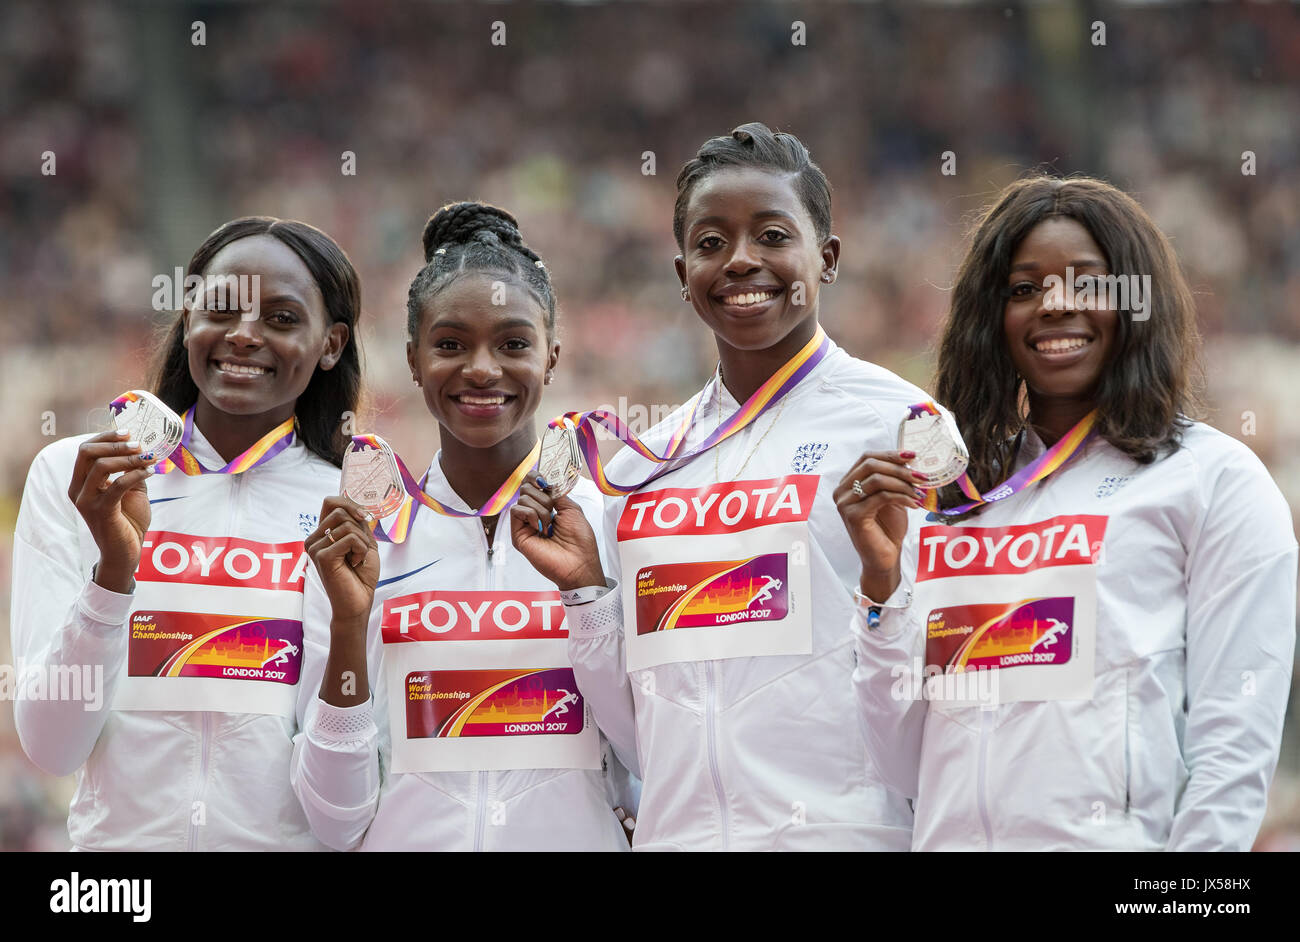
(325, 527, 336, 544)
(851, 479, 865, 498)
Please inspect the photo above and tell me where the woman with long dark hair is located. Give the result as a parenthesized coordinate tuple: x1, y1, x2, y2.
(11, 216, 362, 850)
(844, 175, 1296, 850)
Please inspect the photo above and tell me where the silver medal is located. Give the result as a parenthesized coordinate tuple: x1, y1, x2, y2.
(536, 420, 583, 499)
(341, 435, 406, 517)
(110, 389, 183, 462)
(898, 404, 970, 489)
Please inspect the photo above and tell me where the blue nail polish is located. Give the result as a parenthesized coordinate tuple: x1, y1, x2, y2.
(536, 475, 550, 491)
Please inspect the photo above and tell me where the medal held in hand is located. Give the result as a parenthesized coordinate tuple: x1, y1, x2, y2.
(536, 419, 583, 499)
(109, 390, 183, 462)
(898, 402, 969, 489)
(341, 434, 406, 517)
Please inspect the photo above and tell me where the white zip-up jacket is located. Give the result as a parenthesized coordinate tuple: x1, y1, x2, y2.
(567, 338, 926, 850)
(289, 459, 632, 851)
(852, 421, 1297, 850)
(11, 424, 336, 850)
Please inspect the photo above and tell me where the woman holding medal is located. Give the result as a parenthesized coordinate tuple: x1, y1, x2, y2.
(289, 202, 632, 851)
(11, 217, 361, 850)
(513, 123, 928, 850)
(845, 175, 1297, 850)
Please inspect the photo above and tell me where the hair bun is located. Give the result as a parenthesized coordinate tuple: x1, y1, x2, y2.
(422, 201, 525, 262)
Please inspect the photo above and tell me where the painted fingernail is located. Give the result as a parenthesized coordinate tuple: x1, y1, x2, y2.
(911, 471, 929, 481)
(914, 488, 926, 499)
(900, 451, 916, 459)
(126, 440, 140, 450)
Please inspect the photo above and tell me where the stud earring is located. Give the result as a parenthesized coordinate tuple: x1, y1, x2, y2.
(821, 272, 835, 284)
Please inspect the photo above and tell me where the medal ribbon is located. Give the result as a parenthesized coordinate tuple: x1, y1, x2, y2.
(108, 395, 296, 476)
(350, 433, 542, 544)
(548, 326, 833, 496)
(913, 401, 1099, 516)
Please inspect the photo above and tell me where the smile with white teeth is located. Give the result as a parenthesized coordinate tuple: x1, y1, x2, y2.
(720, 289, 779, 307)
(216, 361, 271, 375)
(455, 393, 509, 405)
(1034, 337, 1092, 354)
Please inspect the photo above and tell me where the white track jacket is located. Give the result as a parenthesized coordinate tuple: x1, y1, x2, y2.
(289, 461, 631, 851)
(11, 425, 336, 850)
(852, 421, 1297, 850)
(568, 337, 927, 850)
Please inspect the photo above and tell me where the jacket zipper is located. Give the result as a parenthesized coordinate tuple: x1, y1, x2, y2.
(187, 472, 243, 850)
(473, 770, 489, 851)
(471, 516, 496, 851)
(704, 660, 730, 850)
(976, 709, 994, 850)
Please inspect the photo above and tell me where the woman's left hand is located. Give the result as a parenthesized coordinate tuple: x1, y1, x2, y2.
(510, 480, 606, 592)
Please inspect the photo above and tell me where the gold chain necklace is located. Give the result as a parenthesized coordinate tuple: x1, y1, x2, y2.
(713, 367, 790, 484)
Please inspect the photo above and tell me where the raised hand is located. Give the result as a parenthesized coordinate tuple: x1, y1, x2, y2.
(510, 479, 605, 592)
(70, 429, 155, 593)
(305, 496, 380, 626)
(834, 450, 925, 602)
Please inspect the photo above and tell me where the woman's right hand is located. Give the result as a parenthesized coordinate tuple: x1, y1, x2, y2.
(305, 497, 379, 626)
(70, 429, 155, 593)
(834, 450, 926, 602)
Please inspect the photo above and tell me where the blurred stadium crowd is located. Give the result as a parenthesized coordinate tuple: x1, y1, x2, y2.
(1, 0, 1297, 850)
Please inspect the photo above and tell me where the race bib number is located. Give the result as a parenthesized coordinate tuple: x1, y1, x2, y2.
(617, 476, 816, 671)
(114, 531, 309, 717)
(380, 590, 600, 773)
(914, 515, 1105, 705)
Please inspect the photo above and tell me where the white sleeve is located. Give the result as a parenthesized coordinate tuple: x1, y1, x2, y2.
(849, 534, 929, 800)
(566, 492, 640, 777)
(11, 443, 134, 777)
(289, 563, 381, 851)
(1168, 452, 1297, 851)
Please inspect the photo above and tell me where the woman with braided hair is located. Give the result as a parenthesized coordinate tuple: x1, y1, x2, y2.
(290, 202, 634, 851)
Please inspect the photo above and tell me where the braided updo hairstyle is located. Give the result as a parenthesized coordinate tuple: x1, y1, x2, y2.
(406, 201, 557, 340)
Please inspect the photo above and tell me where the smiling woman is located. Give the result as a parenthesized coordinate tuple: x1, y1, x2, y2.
(10, 215, 365, 851)
(847, 175, 1297, 851)
(149, 217, 362, 468)
(288, 201, 635, 852)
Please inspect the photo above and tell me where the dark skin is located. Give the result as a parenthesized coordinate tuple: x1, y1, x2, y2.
(674, 166, 840, 403)
(73, 234, 349, 594)
(520, 165, 845, 594)
(310, 272, 600, 708)
(840, 216, 1119, 599)
(184, 234, 349, 461)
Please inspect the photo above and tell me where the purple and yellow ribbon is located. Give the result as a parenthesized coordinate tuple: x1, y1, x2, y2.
(108, 394, 295, 476)
(918, 403, 1098, 516)
(549, 326, 833, 496)
(352, 433, 542, 544)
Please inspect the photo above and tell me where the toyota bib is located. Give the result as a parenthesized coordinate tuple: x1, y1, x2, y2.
(380, 590, 600, 773)
(617, 475, 816, 671)
(114, 530, 309, 717)
(914, 514, 1106, 705)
